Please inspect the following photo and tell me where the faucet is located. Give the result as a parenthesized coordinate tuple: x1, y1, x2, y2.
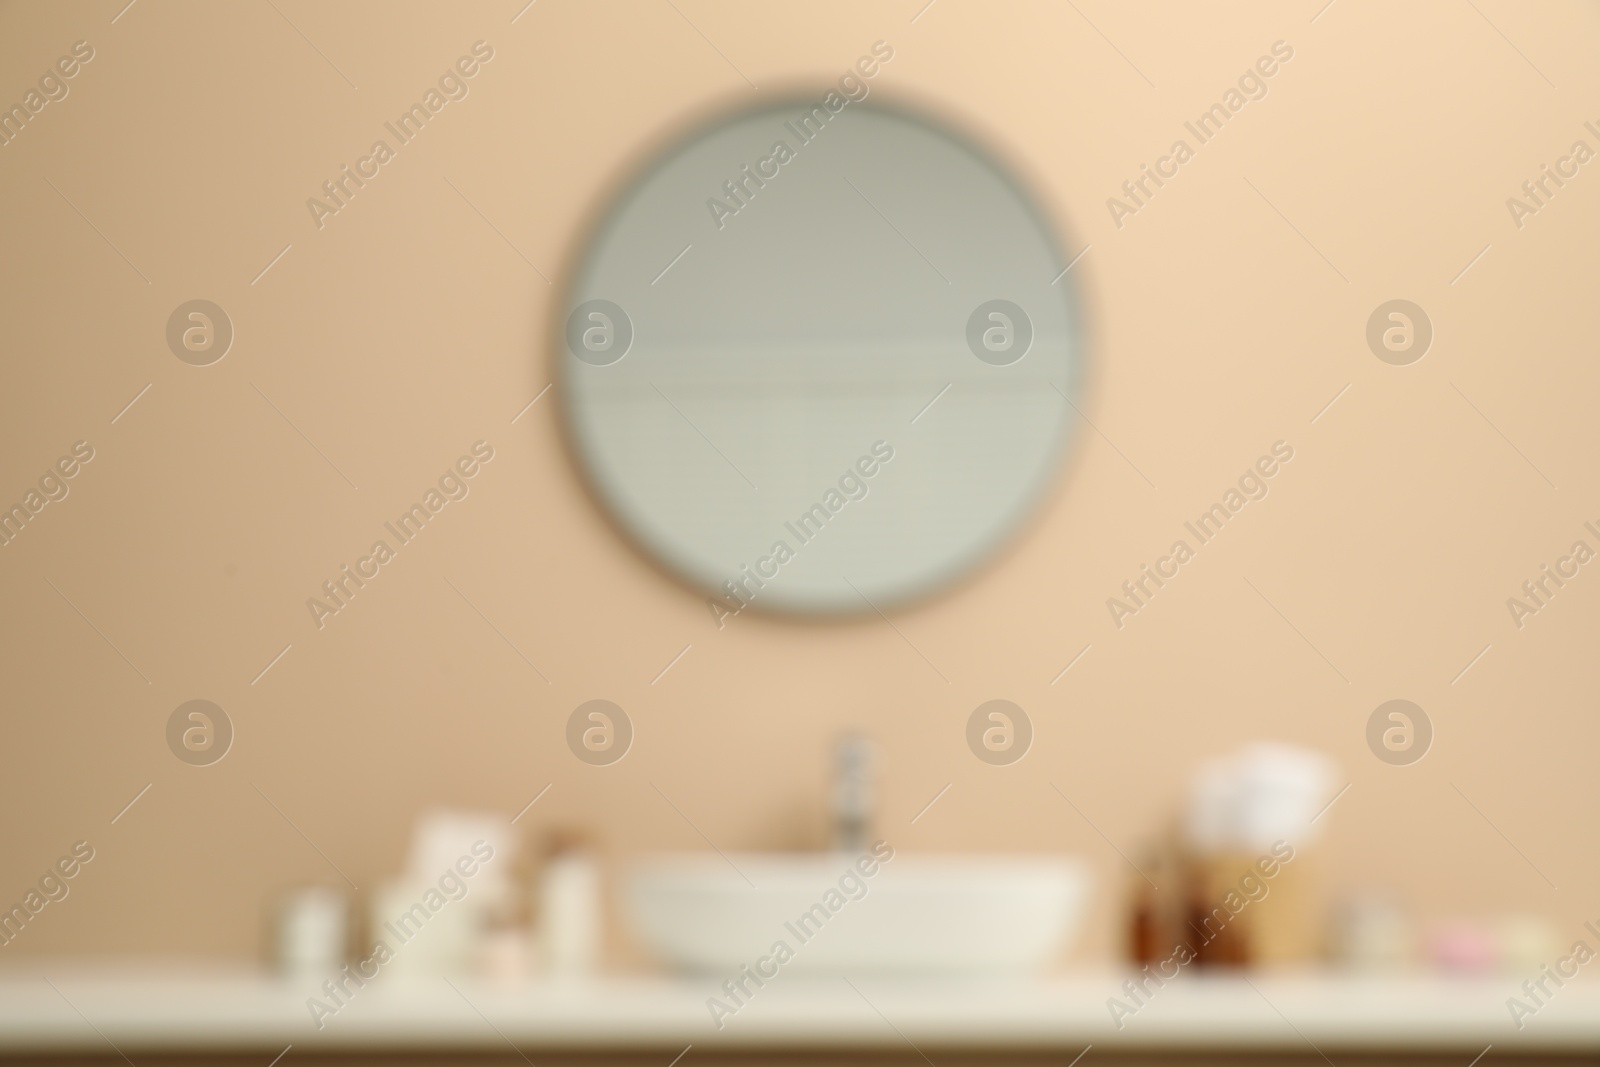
(832, 734, 876, 853)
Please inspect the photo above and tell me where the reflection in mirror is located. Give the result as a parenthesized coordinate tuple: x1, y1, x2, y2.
(561, 95, 1083, 616)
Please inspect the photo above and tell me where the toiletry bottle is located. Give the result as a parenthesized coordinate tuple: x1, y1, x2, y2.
(1185, 852, 1249, 968)
(273, 885, 349, 979)
(540, 830, 601, 978)
(1128, 848, 1164, 966)
(480, 844, 536, 982)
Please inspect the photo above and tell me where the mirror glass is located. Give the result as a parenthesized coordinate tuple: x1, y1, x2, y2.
(560, 98, 1082, 616)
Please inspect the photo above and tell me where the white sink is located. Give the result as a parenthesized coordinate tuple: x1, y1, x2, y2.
(625, 852, 1090, 975)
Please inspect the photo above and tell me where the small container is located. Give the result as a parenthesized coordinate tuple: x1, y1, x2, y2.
(273, 886, 349, 979)
(372, 878, 478, 979)
(480, 926, 538, 983)
(1429, 920, 1495, 973)
(1330, 894, 1413, 971)
(1497, 915, 1558, 975)
(539, 831, 601, 978)
(1127, 848, 1166, 966)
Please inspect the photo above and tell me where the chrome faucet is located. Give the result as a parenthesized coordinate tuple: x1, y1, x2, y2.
(832, 734, 876, 853)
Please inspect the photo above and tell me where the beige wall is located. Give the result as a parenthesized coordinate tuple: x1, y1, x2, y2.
(1, 0, 1597, 967)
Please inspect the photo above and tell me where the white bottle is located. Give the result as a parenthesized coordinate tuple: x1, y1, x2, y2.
(540, 837, 601, 978)
(274, 886, 348, 979)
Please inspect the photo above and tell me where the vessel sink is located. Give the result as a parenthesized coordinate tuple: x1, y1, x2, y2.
(625, 852, 1090, 974)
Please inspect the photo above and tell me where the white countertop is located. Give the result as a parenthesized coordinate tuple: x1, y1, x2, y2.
(2, 967, 1594, 1054)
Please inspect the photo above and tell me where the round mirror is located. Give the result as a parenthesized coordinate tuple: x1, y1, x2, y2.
(560, 96, 1083, 616)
